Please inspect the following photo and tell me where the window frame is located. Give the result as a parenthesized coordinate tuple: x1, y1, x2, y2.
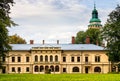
(40, 55, 43, 62)
(18, 67, 21, 72)
(55, 55, 58, 62)
(26, 57, 29, 62)
(12, 57, 15, 62)
(26, 67, 29, 72)
(77, 56, 80, 62)
(95, 56, 100, 62)
(63, 57, 66, 62)
(71, 56, 74, 62)
(18, 57, 21, 62)
(63, 68, 66, 72)
(12, 67, 15, 72)
(35, 55, 38, 62)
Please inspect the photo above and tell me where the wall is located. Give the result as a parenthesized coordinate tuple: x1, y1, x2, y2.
(2, 49, 110, 74)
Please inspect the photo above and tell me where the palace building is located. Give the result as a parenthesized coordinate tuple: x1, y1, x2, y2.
(0, 5, 111, 74)
(1, 40, 110, 74)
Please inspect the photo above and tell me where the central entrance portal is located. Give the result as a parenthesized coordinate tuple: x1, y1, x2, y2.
(85, 67, 89, 73)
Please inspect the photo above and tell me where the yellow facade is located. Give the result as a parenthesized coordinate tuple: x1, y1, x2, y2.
(0, 45, 111, 74)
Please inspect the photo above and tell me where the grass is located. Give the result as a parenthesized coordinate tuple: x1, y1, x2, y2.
(0, 74, 120, 81)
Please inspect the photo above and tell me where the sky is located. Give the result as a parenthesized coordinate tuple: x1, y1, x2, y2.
(8, 0, 120, 44)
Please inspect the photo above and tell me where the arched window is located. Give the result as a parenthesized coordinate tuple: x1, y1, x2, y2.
(34, 66, 38, 72)
(72, 67, 79, 72)
(40, 66, 44, 72)
(55, 55, 58, 62)
(40, 55, 43, 62)
(50, 55, 53, 62)
(55, 65, 59, 72)
(45, 55, 48, 62)
(50, 66, 54, 72)
(35, 55, 38, 62)
(94, 67, 101, 72)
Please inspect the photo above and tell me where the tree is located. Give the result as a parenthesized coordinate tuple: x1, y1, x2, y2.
(0, 0, 16, 68)
(75, 31, 86, 44)
(102, 5, 120, 72)
(86, 28, 102, 45)
(75, 29, 102, 45)
(9, 34, 26, 44)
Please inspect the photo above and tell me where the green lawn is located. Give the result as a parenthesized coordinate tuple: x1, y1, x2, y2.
(0, 74, 120, 81)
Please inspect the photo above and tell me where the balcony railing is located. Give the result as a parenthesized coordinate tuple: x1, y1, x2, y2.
(84, 62, 91, 66)
(34, 61, 60, 64)
(85, 62, 91, 65)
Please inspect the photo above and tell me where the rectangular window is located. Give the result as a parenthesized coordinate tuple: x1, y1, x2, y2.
(95, 56, 100, 62)
(71, 57, 74, 62)
(12, 67, 15, 72)
(63, 57, 66, 62)
(77, 57, 80, 62)
(95, 56, 97, 62)
(18, 67, 21, 72)
(26, 67, 29, 72)
(26, 57, 29, 62)
(63, 68, 66, 72)
(85, 57, 88, 62)
(18, 57, 21, 62)
(12, 57, 15, 62)
(98, 56, 100, 62)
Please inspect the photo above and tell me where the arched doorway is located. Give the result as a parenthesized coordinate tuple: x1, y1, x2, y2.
(55, 65, 59, 72)
(94, 67, 101, 73)
(45, 66, 49, 73)
(72, 67, 79, 72)
(45, 66, 49, 71)
(34, 66, 39, 72)
(50, 66, 54, 72)
(40, 66, 44, 72)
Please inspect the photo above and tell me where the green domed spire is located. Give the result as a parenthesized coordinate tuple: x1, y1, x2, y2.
(88, 3, 102, 29)
(89, 4, 101, 23)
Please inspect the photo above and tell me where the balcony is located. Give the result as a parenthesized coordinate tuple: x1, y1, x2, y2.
(34, 61, 60, 64)
(84, 62, 91, 66)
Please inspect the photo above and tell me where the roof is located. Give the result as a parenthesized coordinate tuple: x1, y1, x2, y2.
(90, 18, 101, 23)
(89, 5, 101, 23)
(10, 44, 105, 51)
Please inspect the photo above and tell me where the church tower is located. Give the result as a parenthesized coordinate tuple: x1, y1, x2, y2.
(88, 4, 102, 29)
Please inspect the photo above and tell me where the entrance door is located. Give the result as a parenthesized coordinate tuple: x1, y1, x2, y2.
(85, 67, 89, 73)
(2, 67, 6, 74)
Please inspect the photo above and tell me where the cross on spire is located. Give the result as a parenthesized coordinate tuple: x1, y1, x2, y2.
(94, 1, 96, 9)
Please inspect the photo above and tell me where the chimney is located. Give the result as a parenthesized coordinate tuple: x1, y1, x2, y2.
(85, 36, 90, 44)
(71, 36, 75, 44)
(30, 40, 34, 44)
(42, 40, 45, 44)
(57, 40, 59, 44)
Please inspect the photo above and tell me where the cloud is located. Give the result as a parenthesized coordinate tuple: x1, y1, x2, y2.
(9, 0, 117, 44)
